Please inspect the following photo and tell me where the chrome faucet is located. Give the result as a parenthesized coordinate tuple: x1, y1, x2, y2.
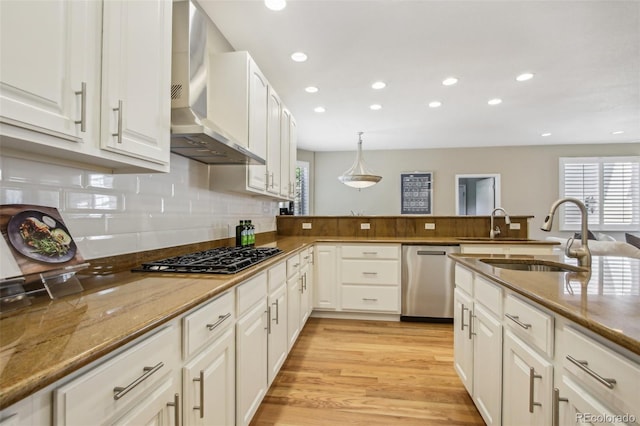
(490, 207, 511, 239)
(540, 197, 592, 268)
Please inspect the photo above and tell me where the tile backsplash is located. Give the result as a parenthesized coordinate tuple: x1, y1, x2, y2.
(0, 154, 278, 259)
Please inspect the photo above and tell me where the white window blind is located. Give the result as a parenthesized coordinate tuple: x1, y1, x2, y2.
(559, 157, 640, 231)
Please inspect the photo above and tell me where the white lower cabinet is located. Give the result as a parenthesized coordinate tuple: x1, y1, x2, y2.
(181, 290, 236, 426)
(53, 325, 181, 425)
(268, 264, 288, 385)
(183, 328, 235, 426)
(453, 266, 503, 426)
(453, 287, 474, 394)
(299, 248, 313, 325)
(472, 304, 503, 426)
(111, 376, 181, 426)
(503, 330, 554, 426)
(235, 274, 269, 426)
(314, 244, 338, 310)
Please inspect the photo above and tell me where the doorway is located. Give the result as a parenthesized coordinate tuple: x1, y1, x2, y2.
(455, 174, 501, 215)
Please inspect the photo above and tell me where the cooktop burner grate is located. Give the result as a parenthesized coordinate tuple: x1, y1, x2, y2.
(133, 246, 283, 274)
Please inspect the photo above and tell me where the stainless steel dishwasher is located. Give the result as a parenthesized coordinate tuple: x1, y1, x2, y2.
(401, 245, 459, 322)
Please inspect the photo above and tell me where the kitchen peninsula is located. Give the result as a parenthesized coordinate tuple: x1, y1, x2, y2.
(1, 225, 638, 425)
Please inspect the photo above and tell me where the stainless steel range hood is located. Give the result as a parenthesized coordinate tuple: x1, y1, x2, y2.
(170, 0, 265, 165)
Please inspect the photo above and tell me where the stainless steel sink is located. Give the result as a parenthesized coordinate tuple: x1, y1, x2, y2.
(480, 258, 587, 273)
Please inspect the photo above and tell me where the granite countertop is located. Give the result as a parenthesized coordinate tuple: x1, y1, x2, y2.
(0, 235, 591, 410)
(450, 253, 640, 358)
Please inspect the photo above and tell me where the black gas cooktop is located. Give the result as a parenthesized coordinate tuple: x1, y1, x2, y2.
(133, 246, 283, 274)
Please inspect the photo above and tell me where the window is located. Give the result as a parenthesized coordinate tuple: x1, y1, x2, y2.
(559, 157, 640, 231)
(294, 161, 310, 215)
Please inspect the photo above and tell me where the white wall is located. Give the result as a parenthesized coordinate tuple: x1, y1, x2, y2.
(314, 143, 640, 240)
(0, 154, 278, 260)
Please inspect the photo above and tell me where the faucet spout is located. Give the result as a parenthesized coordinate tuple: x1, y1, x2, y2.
(540, 197, 592, 268)
(490, 207, 511, 239)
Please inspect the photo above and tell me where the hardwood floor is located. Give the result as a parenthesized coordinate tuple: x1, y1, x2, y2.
(250, 318, 484, 425)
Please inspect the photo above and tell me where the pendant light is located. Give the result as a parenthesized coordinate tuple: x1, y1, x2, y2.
(338, 132, 382, 189)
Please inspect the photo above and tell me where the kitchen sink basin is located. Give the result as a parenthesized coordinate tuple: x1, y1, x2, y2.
(480, 258, 587, 273)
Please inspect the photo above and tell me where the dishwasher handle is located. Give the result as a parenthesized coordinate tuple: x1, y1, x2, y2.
(416, 250, 447, 256)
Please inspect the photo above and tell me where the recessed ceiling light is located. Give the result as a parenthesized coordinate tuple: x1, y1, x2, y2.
(488, 98, 502, 106)
(612, 130, 625, 135)
(305, 86, 318, 93)
(371, 81, 386, 90)
(314, 106, 325, 113)
(516, 73, 534, 82)
(370, 104, 382, 110)
(428, 101, 442, 108)
(291, 52, 308, 62)
(442, 77, 458, 86)
(541, 132, 552, 137)
(264, 0, 286, 11)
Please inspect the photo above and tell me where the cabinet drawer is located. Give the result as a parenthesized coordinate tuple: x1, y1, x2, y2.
(341, 285, 400, 312)
(504, 294, 553, 356)
(455, 264, 473, 295)
(183, 291, 235, 359)
(286, 254, 300, 278)
(340, 259, 399, 285)
(562, 327, 640, 420)
(268, 262, 286, 293)
(300, 248, 312, 265)
(54, 325, 180, 425)
(341, 244, 400, 259)
(474, 275, 502, 316)
(236, 273, 267, 316)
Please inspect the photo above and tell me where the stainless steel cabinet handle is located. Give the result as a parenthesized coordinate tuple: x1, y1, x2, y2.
(362, 251, 378, 255)
(74, 82, 86, 132)
(267, 306, 272, 334)
(293, 263, 300, 268)
(566, 355, 617, 389)
(303, 255, 310, 260)
(468, 311, 476, 340)
(302, 273, 307, 290)
(362, 272, 378, 276)
(362, 298, 378, 301)
(193, 370, 204, 418)
(270, 172, 275, 188)
(529, 367, 542, 413)
(166, 392, 181, 426)
(206, 313, 231, 331)
(506, 313, 532, 330)
(112, 100, 123, 143)
(552, 388, 569, 426)
(113, 362, 164, 400)
(272, 299, 279, 324)
(461, 304, 468, 331)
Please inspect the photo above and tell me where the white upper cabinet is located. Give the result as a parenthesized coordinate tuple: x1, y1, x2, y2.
(0, 0, 172, 173)
(100, 0, 172, 166)
(209, 51, 295, 200)
(0, 1, 101, 146)
(280, 108, 292, 198)
(266, 87, 282, 195)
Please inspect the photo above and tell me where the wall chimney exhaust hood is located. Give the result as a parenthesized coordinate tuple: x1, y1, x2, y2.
(170, 0, 265, 165)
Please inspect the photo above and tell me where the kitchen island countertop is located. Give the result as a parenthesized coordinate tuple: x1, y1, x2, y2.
(450, 253, 640, 359)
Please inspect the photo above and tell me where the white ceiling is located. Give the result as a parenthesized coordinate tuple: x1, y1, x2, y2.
(198, 0, 640, 152)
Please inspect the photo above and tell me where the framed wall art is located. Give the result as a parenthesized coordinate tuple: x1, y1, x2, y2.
(401, 172, 433, 214)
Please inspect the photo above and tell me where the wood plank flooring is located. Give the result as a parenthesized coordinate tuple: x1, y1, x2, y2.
(250, 318, 484, 425)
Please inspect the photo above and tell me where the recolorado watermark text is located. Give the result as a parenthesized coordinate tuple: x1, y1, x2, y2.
(576, 413, 636, 424)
